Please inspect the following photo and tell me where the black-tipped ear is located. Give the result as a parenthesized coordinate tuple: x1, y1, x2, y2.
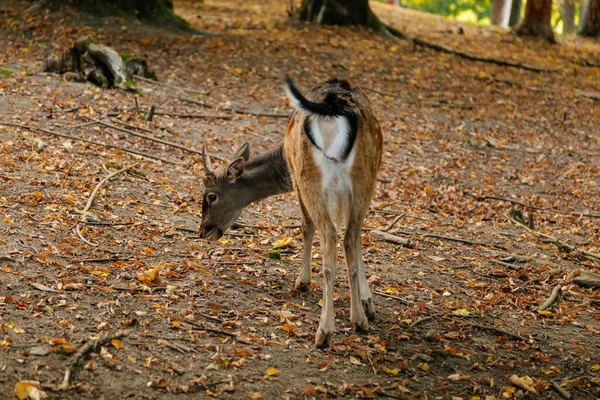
(233, 142, 250, 161)
(227, 157, 245, 182)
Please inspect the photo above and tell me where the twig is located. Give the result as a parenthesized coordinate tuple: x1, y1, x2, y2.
(412, 37, 557, 73)
(153, 112, 232, 119)
(409, 316, 434, 328)
(83, 221, 135, 226)
(538, 284, 562, 311)
(551, 381, 571, 399)
(461, 321, 530, 342)
(489, 259, 522, 270)
(198, 312, 224, 323)
(501, 214, 600, 262)
(68, 121, 97, 132)
(381, 212, 408, 232)
(81, 163, 140, 215)
(61, 331, 127, 390)
(82, 116, 215, 159)
(464, 191, 600, 219)
(75, 224, 97, 247)
(145, 105, 156, 121)
(0, 121, 181, 165)
(394, 228, 503, 249)
(374, 290, 412, 305)
(133, 74, 210, 95)
(184, 320, 237, 337)
(81, 257, 132, 262)
(180, 97, 288, 118)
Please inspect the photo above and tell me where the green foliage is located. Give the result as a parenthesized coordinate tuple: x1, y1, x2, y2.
(267, 250, 281, 260)
(0, 69, 13, 77)
(387, 0, 492, 22)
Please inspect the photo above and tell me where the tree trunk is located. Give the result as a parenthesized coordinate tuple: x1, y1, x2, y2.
(580, 0, 600, 36)
(491, 0, 512, 27)
(515, 0, 556, 43)
(43, 0, 191, 30)
(561, 0, 575, 33)
(509, 0, 523, 26)
(299, 0, 380, 27)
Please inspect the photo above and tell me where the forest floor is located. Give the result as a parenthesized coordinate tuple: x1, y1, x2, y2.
(1, 0, 599, 399)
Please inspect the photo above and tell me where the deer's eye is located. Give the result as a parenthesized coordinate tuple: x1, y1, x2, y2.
(206, 193, 218, 205)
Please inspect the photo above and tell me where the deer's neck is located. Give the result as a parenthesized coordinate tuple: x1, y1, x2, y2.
(235, 144, 293, 205)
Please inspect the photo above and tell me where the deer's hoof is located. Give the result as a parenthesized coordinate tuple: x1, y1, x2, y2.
(362, 297, 376, 320)
(352, 317, 369, 332)
(315, 328, 333, 348)
(294, 279, 310, 292)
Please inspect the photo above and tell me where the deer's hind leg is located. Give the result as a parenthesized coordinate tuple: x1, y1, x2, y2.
(295, 191, 315, 291)
(343, 207, 371, 331)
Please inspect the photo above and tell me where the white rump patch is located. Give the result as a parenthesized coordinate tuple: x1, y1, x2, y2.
(312, 143, 356, 226)
(310, 116, 351, 161)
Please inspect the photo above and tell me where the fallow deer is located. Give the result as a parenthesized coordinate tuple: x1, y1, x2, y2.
(200, 76, 383, 347)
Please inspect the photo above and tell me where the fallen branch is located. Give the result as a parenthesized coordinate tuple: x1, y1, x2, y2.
(462, 321, 530, 342)
(153, 112, 232, 119)
(133, 74, 210, 95)
(374, 290, 412, 305)
(394, 228, 503, 249)
(180, 96, 288, 118)
(489, 259, 523, 271)
(464, 191, 600, 219)
(61, 331, 127, 390)
(83, 116, 210, 159)
(381, 212, 409, 232)
(412, 37, 557, 73)
(538, 284, 562, 311)
(502, 214, 600, 262)
(81, 163, 140, 215)
(184, 320, 237, 337)
(370, 229, 416, 248)
(74, 224, 97, 247)
(551, 381, 571, 399)
(409, 316, 434, 328)
(0, 121, 182, 165)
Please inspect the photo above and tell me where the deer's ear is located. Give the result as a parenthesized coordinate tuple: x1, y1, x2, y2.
(233, 142, 250, 161)
(227, 157, 245, 182)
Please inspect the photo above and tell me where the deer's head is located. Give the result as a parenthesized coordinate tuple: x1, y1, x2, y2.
(199, 142, 250, 241)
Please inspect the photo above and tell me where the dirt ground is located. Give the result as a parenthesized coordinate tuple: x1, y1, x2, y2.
(1, 0, 599, 398)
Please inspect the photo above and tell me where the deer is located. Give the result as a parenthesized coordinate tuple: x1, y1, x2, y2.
(199, 75, 383, 347)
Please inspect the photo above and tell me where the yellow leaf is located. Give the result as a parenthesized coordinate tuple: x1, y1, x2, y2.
(111, 339, 123, 349)
(418, 362, 429, 372)
(14, 380, 46, 400)
(389, 45, 398, 52)
(273, 236, 293, 248)
(592, 364, 600, 371)
(452, 308, 472, 316)
(266, 368, 279, 376)
(538, 310, 553, 317)
(218, 236, 229, 244)
(246, 393, 263, 399)
(384, 366, 399, 375)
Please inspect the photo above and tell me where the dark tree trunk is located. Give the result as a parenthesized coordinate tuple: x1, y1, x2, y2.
(561, 0, 575, 33)
(515, 0, 556, 43)
(42, 0, 191, 30)
(508, 0, 523, 26)
(299, 0, 382, 29)
(580, 0, 600, 36)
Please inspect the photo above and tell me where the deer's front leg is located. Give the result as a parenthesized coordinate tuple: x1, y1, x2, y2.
(295, 193, 314, 291)
(315, 225, 337, 348)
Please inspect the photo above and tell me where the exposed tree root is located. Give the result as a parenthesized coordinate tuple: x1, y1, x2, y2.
(410, 37, 557, 72)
